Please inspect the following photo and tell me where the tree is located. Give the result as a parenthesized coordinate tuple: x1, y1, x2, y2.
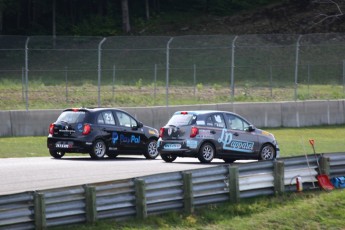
(313, 0, 345, 24)
(121, 0, 130, 33)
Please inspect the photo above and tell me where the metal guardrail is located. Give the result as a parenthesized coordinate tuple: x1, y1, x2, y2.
(0, 153, 344, 229)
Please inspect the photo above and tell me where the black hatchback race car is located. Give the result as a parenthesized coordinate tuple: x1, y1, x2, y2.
(157, 110, 280, 163)
(47, 108, 159, 159)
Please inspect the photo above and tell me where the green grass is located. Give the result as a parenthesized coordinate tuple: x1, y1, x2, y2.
(0, 125, 344, 158)
(50, 190, 345, 230)
(0, 79, 344, 110)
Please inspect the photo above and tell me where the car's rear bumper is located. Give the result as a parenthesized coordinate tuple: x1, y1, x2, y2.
(157, 139, 198, 157)
(47, 137, 93, 153)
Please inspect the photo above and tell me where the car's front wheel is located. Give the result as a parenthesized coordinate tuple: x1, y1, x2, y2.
(198, 142, 215, 163)
(161, 154, 177, 162)
(144, 139, 159, 159)
(50, 150, 65, 159)
(90, 139, 107, 159)
(259, 144, 275, 160)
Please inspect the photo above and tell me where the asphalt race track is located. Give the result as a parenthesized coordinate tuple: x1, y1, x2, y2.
(0, 156, 240, 196)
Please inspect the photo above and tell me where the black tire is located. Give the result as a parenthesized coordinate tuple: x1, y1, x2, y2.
(259, 144, 275, 160)
(49, 150, 65, 159)
(223, 158, 235, 163)
(198, 142, 215, 163)
(107, 152, 118, 159)
(161, 154, 177, 163)
(89, 139, 107, 159)
(144, 139, 159, 159)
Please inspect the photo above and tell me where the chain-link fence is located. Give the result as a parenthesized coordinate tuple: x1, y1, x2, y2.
(1, 34, 345, 110)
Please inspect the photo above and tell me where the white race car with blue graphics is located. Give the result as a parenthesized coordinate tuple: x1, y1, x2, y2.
(157, 110, 280, 163)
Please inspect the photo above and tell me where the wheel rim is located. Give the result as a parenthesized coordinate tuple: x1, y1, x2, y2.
(202, 144, 214, 161)
(147, 141, 158, 157)
(95, 141, 106, 157)
(261, 145, 274, 160)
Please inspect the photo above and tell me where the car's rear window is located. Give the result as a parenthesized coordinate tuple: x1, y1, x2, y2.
(56, 111, 86, 124)
(166, 114, 195, 126)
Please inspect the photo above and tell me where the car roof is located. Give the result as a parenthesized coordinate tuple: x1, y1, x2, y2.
(173, 110, 235, 115)
(63, 107, 127, 113)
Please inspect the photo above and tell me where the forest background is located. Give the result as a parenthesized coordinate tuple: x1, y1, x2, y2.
(0, 0, 344, 36)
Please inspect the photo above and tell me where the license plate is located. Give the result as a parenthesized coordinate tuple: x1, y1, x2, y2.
(163, 143, 181, 150)
(56, 142, 73, 148)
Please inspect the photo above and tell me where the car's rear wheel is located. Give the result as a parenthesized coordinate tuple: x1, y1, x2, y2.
(90, 139, 107, 159)
(161, 154, 177, 163)
(50, 150, 65, 159)
(144, 139, 159, 159)
(259, 144, 275, 160)
(198, 142, 215, 163)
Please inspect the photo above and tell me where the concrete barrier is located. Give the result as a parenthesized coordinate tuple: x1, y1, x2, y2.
(1, 100, 344, 137)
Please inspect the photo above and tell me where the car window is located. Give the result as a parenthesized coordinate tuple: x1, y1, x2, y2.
(116, 111, 137, 127)
(204, 114, 225, 128)
(226, 114, 249, 131)
(98, 111, 115, 125)
(56, 111, 86, 123)
(205, 116, 213, 126)
(213, 114, 226, 128)
(167, 114, 194, 126)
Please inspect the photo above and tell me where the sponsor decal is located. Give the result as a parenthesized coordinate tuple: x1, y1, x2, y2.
(77, 123, 83, 132)
(164, 143, 181, 149)
(115, 133, 141, 144)
(58, 129, 75, 133)
(186, 140, 198, 148)
(196, 129, 214, 139)
(196, 120, 205, 125)
(168, 128, 172, 136)
(149, 129, 157, 135)
(112, 132, 119, 144)
(261, 131, 271, 136)
(218, 128, 254, 153)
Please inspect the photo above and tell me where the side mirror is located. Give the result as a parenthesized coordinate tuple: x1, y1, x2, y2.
(246, 125, 255, 132)
(137, 121, 143, 128)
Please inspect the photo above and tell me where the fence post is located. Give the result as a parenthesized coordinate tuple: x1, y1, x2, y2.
(97, 37, 106, 107)
(135, 179, 147, 219)
(65, 66, 68, 103)
(319, 155, 330, 176)
(229, 165, 240, 203)
(112, 64, 116, 103)
(182, 172, 194, 214)
(294, 35, 302, 101)
(274, 161, 285, 195)
(166, 37, 174, 107)
(230, 36, 238, 102)
(85, 186, 97, 224)
(25, 37, 30, 111)
(154, 64, 157, 105)
(34, 192, 46, 230)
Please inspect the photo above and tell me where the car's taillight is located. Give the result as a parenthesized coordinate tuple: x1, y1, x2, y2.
(190, 126, 199, 138)
(49, 123, 54, 135)
(159, 127, 164, 138)
(82, 124, 91, 135)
